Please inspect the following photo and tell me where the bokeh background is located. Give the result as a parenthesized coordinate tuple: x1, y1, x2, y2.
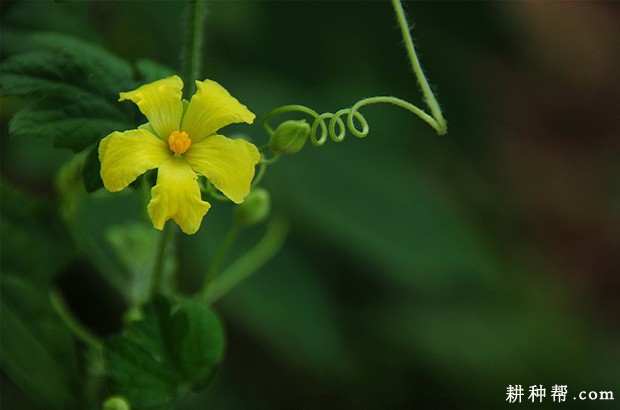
(2, 1, 620, 409)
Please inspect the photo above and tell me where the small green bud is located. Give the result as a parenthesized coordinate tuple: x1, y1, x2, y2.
(268, 119, 310, 154)
(103, 396, 131, 410)
(123, 305, 143, 325)
(234, 188, 271, 226)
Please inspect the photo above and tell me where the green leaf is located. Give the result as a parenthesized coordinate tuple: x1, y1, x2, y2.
(1, 51, 116, 103)
(0, 31, 139, 153)
(25, 31, 134, 86)
(0, 274, 81, 408)
(8, 97, 131, 152)
(1, 50, 133, 152)
(1, 31, 134, 101)
(104, 296, 225, 409)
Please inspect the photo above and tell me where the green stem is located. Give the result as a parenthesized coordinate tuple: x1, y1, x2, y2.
(262, 95, 441, 147)
(203, 223, 241, 289)
(391, 0, 446, 134)
(149, 0, 205, 296)
(50, 290, 102, 351)
(251, 162, 267, 187)
(262, 104, 320, 136)
(203, 217, 289, 304)
(199, 178, 230, 202)
(151, 222, 174, 294)
(260, 1, 446, 144)
(350, 96, 436, 132)
(182, 0, 207, 96)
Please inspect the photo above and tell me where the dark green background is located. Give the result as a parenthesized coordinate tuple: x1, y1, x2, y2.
(2, 1, 619, 409)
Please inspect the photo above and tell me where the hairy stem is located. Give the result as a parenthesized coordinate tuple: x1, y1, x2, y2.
(261, 2, 447, 143)
(391, 0, 446, 134)
(50, 290, 102, 351)
(203, 223, 241, 289)
(151, 222, 174, 294)
(203, 217, 289, 304)
(182, 0, 207, 96)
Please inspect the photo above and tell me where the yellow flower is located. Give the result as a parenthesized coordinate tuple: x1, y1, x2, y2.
(99, 75, 260, 235)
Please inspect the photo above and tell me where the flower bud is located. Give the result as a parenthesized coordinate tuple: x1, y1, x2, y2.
(103, 396, 131, 410)
(268, 119, 310, 154)
(234, 188, 271, 226)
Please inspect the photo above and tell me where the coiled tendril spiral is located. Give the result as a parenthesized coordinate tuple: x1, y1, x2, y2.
(262, 95, 446, 149)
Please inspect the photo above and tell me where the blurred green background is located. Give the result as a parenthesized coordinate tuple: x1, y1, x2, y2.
(1, 1, 619, 409)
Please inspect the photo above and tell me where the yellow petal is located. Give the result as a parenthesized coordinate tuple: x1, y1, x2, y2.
(119, 75, 184, 139)
(147, 157, 211, 235)
(181, 79, 255, 143)
(184, 134, 260, 203)
(99, 129, 170, 192)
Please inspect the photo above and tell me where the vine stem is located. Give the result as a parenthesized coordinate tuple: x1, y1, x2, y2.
(262, 96, 441, 147)
(151, 222, 174, 294)
(50, 290, 102, 351)
(148, 0, 205, 296)
(261, 1, 447, 142)
(203, 223, 241, 289)
(349, 96, 436, 132)
(391, 0, 446, 134)
(202, 217, 289, 305)
(182, 0, 207, 96)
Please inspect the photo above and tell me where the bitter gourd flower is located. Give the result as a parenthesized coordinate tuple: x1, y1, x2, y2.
(99, 75, 259, 234)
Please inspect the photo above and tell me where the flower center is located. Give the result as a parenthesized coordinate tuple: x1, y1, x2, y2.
(168, 130, 191, 155)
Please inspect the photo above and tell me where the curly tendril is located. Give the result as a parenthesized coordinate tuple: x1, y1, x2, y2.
(261, 0, 447, 150)
(262, 96, 445, 148)
(253, 0, 447, 192)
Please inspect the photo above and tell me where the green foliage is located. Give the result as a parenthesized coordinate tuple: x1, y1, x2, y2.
(104, 295, 225, 409)
(0, 274, 81, 408)
(0, 31, 175, 190)
(26, 32, 133, 84)
(0, 181, 75, 283)
(3, 2, 620, 409)
(0, 38, 133, 153)
(8, 95, 130, 152)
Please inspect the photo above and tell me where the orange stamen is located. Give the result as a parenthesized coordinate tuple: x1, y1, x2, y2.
(168, 130, 191, 155)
